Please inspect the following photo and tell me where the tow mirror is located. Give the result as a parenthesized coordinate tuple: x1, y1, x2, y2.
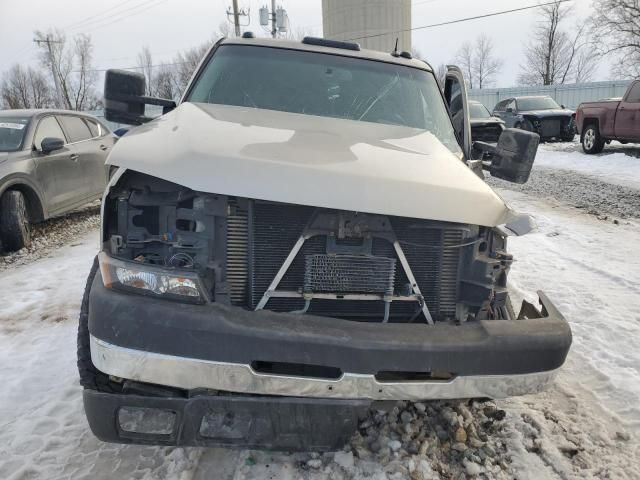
(473, 129, 539, 184)
(104, 69, 176, 125)
(443, 65, 471, 159)
(40, 137, 64, 154)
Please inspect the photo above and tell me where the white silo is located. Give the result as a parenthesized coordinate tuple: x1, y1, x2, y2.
(322, 0, 411, 53)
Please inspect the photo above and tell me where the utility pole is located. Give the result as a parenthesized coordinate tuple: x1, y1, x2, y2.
(259, 3, 288, 38)
(227, 1, 249, 37)
(232, 0, 241, 37)
(271, 0, 277, 38)
(34, 35, 67, 109)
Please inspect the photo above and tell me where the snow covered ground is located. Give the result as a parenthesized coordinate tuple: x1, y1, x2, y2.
(1, 146, 640, 479)
(536, 141, 640, 190)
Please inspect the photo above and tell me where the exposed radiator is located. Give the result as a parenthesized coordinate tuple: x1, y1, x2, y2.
(235, 201, 465, 322)
(226, 199, 249, 304)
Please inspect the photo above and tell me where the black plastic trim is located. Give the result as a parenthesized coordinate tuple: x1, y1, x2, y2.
(83, 389, 369, 450)
(89, 272, 572, 377)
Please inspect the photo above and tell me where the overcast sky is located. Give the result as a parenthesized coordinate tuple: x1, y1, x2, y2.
(0, 0, 606, 89)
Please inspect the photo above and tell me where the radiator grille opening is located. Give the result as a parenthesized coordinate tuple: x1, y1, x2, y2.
(242, 201, 465, 322)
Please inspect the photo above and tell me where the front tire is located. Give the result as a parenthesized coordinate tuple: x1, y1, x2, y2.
(77, 257, 121, 393)
(0, 190, 31, 252)
(582, 124, 605, 154)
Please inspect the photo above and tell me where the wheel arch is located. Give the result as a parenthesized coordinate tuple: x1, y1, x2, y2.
(581, 117, 600, 139)
(0, 176, 47, 222)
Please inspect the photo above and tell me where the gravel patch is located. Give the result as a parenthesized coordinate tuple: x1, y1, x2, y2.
(488, 167, 640, 221)
(346, 400, 512, 479)
(238, 400, 514, 479)
(0, 202, 100, 271)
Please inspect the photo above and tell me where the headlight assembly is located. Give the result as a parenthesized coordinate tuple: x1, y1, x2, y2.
(98, 252, 206, 304)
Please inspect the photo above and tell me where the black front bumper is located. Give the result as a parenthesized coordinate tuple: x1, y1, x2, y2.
(88, 272, 572, 377)
(84, 272, 571, 448)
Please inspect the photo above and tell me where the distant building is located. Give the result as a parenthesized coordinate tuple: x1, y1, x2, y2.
(322, 0, 411, 53)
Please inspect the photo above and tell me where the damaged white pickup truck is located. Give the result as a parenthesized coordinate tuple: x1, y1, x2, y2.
(78, 36, 571, 450)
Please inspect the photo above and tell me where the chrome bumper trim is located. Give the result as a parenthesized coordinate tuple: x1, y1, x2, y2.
(90, 335, 558, 400)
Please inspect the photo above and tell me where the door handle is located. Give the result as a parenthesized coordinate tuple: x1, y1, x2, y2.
(100, 144, 108, 151)
(70, 153, 79, 161)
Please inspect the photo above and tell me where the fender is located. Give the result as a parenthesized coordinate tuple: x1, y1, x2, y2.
(0, 172, 48, 221)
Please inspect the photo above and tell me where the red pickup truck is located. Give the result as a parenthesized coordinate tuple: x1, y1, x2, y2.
(576, 80, 640, 154)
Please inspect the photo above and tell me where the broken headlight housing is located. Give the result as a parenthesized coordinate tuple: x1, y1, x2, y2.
(98, 252, 207, 304)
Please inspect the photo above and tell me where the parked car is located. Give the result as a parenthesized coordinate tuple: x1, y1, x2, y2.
(78, 36, 571, 451)
(469, 100, 505, 143)
(0, 110, 114, 251)
(492, 96, 576, 142)
(576, 80, 640, 154)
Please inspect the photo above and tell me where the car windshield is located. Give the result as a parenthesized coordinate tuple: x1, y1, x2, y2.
(517, 97, 560, 111)
(187, 45, 461, 155)
(469, 103, 491, 119)
(0, 116, 29, 151)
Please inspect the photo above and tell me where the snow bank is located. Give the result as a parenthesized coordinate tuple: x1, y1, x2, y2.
(536, 143, 640, 189)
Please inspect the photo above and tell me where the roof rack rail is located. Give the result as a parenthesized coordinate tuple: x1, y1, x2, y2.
(301, 37, 361, 51)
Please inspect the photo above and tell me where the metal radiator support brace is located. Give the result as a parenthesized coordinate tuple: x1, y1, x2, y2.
(254, 211, 434, 325)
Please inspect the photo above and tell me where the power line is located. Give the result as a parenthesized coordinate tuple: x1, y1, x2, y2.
(348, 0, 573, 41)
(75, 61, 188, 73)
(66, 0, 170, 33)
(60, 0, 144, 31)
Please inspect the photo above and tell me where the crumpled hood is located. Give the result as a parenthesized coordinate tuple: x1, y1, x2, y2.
(108, 102, 511, 226)
(522, 109, 574, 118)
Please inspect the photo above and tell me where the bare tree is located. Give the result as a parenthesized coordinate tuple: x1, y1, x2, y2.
(173, 42, 212, 96)
(137, 46, 155, 96)
(435, 63, 448, 86)
(591, 0, 640, 79)
(453, 35, 503, 89)
(72, 34, 99, 110)
(454, 42, 475, 89)
(154, 64, 178, 100)
(473, 34, 503, 89)
(518, 2, 594, 85)
(34, 29, 99, 110)
(1, 64, 52, 109)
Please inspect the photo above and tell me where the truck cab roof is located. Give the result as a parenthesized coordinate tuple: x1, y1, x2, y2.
(219, 36, 433, 72)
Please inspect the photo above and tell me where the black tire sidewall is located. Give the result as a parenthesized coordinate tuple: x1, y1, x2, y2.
(582, 125, 604, 154)
(0, 190, 31, 252)
(77, 256, 121, 393)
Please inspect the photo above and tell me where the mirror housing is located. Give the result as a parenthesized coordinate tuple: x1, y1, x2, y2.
(40, 137, 64, 154)
(506, 107, 514, 113)
(474, 129, 539, 184)
(104, 69, 176, 125)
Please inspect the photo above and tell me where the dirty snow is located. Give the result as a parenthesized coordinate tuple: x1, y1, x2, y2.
(535, 141, 640, 189)
(1, 146, 640, 479)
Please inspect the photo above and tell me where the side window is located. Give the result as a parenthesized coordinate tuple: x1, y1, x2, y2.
(505, 99, 516, 111)
(83, 118, 100, 138)
(495, 100, 507, 112)
(58, 115, 93, 143)
(625, 82, 640, 103)
(33, 116, 66, 150)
